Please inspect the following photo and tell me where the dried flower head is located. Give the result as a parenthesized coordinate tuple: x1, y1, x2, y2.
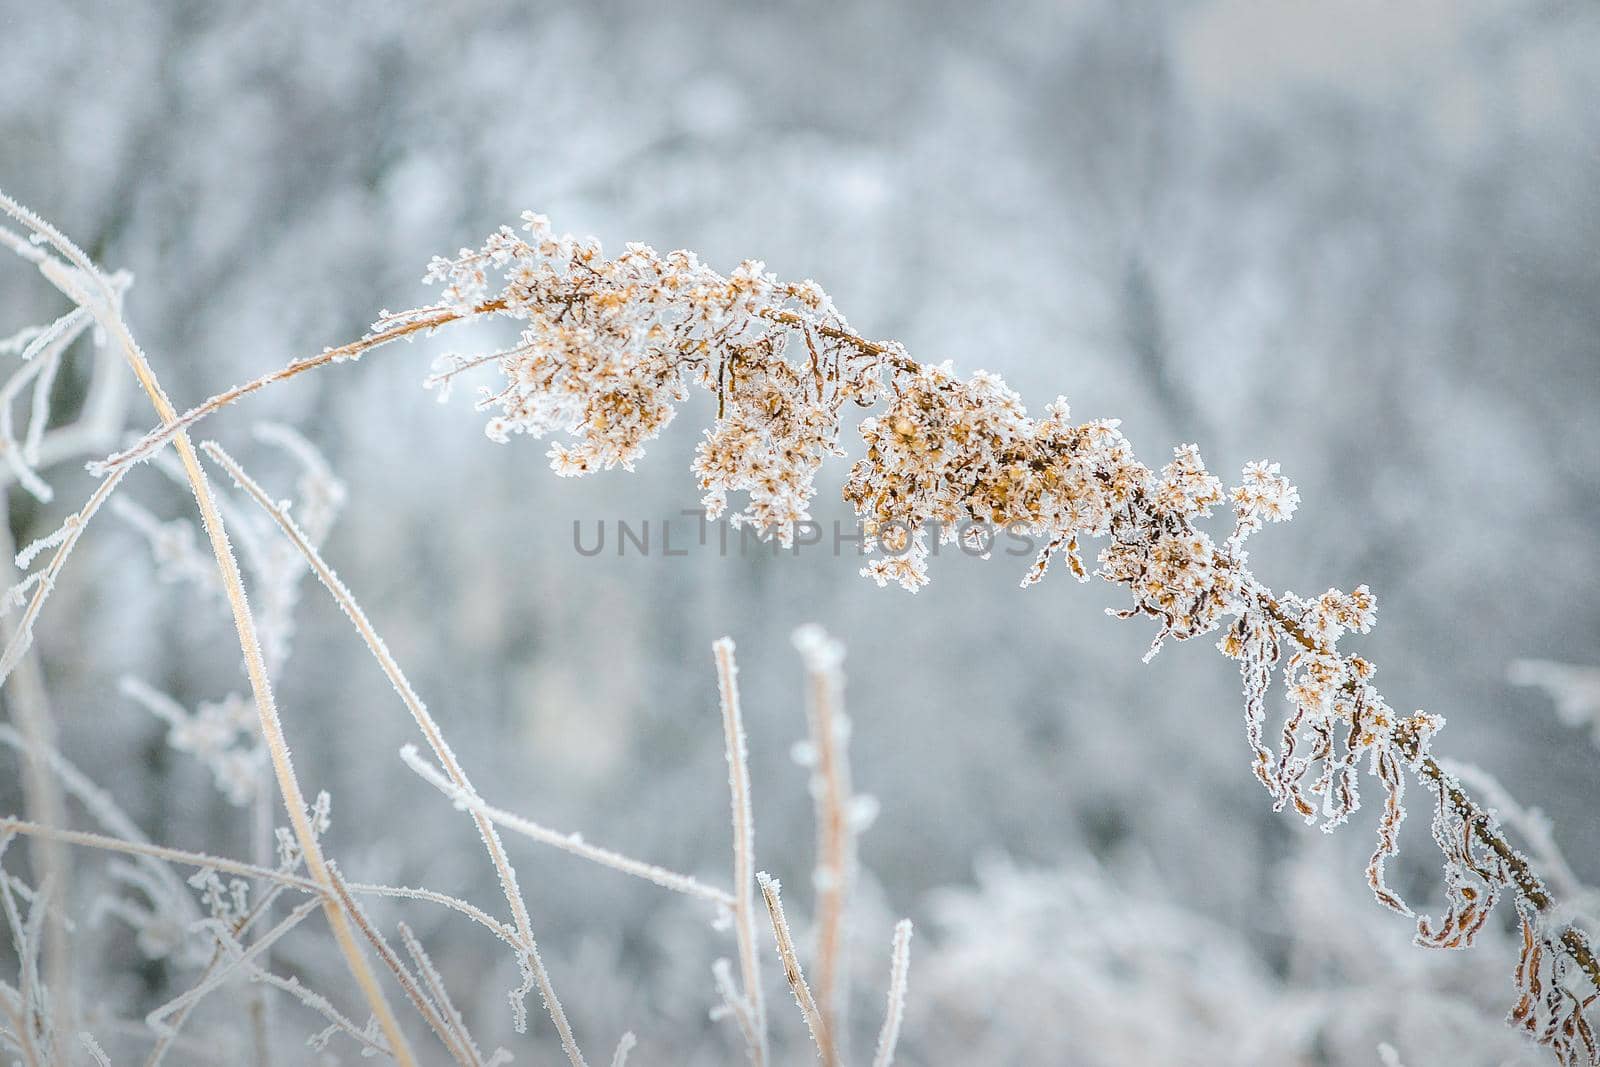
(414, 215, 1600, 1063)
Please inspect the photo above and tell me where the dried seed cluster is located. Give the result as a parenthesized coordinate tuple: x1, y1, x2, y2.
(422, 216, 1599, 1063)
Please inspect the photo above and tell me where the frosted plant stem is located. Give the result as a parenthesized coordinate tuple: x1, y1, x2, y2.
(757, 873, 834, 1067)
(11, 233, 419, 1066)
(327, 870, 473, 1066)
(869, 921, 912, 1067)
(398, 922, 488, 1067)
(124, 345, 415, 1067)
(0, 494, 73, 1041)
(346, 883, 517, 945)
(147, 883, 290, 1067)
(78, 1032, 110, 1067)
(1255, 590, 1600, 994)
(145, 899, 321, 1040)
(1, 995, 42, 1067)
(200, 441, 588, 1065)
(94, 300, 506, 477)
(797, 628, 852, 1049)
(0, 462, 132, 690)
(401, 746, 731, 907)
(713, 637, 768, 1067)
(147, 945, 226, 1067)
(0, 819, 318, 891)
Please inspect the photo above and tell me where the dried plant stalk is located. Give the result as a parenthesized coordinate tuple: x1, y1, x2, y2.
(198, 438, 586, 1065)
(870, 920, 912, 1067)
(757, 873, 833, 1066)
(327, 870, 472, 1065)
(714, 638, 768, 1067)
(795, 626, 855, 1047)
(400, 746, 731, 906)
(0, 191, 417, 1066)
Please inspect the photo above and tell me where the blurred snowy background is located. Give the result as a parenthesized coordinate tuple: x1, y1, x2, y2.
(3, 1, 1599, 1063)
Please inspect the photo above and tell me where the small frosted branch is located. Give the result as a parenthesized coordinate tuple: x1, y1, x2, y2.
(78, 1031, 110, 1066)
(11, 207, 416, 1061)
(714, 637, 767, 1066)
(325, 870, 471, 1066)
(402, 745, 733, 907)
(610, 1031, 637, 1067)
(253, 968, 388, 1058)
(201, 439, 576, 1055)
(0, 189, 110, 291)
(710, 958, 761, 1060)
(870, 920, 913, 1067)
(0, 819, 318, 894)
(347, 883, 521, 948)
(1443, 759, 1586, 905)
(757, 873, 833, 1066)
(93, 300, 505, 478)
(145, 899, 319, 1039)
(399, 921, 487, 1067)
(794, 624, 856, 1045)
(143, 881, 292, 1067)
(0, 457, 129, 727)
(0, 726, 195, 924)
(0, 869, 51, 1066)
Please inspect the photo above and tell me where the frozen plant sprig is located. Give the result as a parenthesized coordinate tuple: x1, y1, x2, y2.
(404, 215, 1599, 1064)
(0, 189, 420, 1066)
(45, 196, 1600, 1062)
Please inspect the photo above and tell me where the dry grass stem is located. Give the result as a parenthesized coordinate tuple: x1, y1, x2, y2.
(869, 921, 912, 1067)
(714, 637, 768, 1066)
(199, 437, 585, 1063)
(757, 872, 834, 1067)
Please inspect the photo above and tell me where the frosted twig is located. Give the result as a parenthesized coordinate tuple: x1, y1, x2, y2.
(11, 215, 416, 1064)
(0, 726, 194, 923)
(794, 625, 854, 1048)
(401, 745, 733, 907)
(0, 502, 74, 1040)
(327, 871, 471, 1066)
(610, 1031, 637, 1067)
(399, 922, 486, 1067)
(0, 819, 318, 893)
(1443, 759, 1586, 905)
(145, 899, 319, 1039)
(870, 921, 912, 1067)
(200, 439, 583, 1061)
(93, 299, 506, 478)
(0, 464, 130, 691)
(713, 637, 767, 1066)
(144, 881, 291, 1067)
(757, 873, 832, 1066)
(79, 1031, 111, 1066)
(0, 307, 91, 501)
(0, 867, 51, 1066)
(710, 959, 761, 1060)
(252, 967, 389, 1058)
(346, 883, 520, 947)
(0, 191, 108, 290)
